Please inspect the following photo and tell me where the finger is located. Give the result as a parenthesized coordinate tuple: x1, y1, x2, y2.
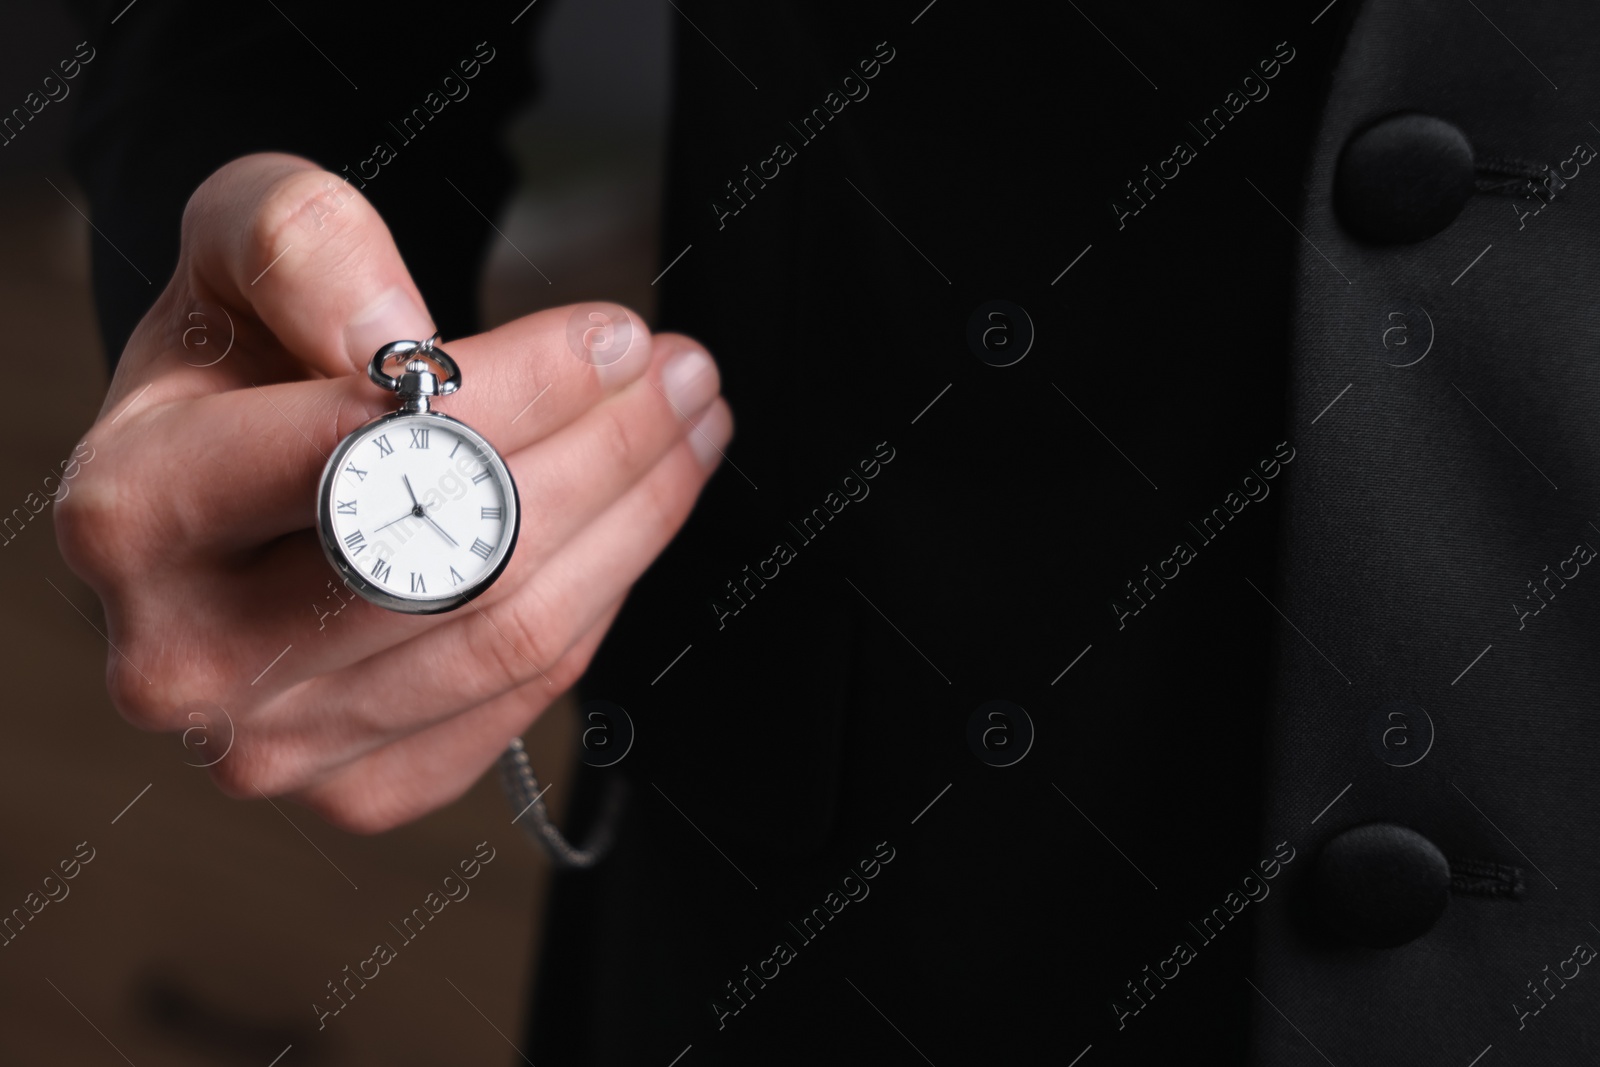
(110, 314, 694, 560)
(105, 331, 717, 713)
(286, 600, 622, 834)
(233, 400, 731, 790)
(80, 336, 720, 734)
(175, 153, 435, 378)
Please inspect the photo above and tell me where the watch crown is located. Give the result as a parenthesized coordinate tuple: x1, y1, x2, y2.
(397, 362, 440, 412)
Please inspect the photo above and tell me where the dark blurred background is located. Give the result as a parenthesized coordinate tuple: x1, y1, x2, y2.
(0, 1, 668, 1062)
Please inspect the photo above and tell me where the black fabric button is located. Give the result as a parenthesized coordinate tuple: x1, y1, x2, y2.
(1312, 822, 1450, 948)
(1335, 114, 1475, 243)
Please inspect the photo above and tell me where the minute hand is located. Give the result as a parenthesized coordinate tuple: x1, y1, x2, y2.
(422, 512, 459, 548)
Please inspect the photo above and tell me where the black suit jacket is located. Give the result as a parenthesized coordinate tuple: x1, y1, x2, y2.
(540, 1, 1331, 1062)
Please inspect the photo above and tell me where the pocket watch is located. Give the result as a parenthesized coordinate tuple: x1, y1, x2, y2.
(316, 336, 619, 868)
(317, 336, 520, 614)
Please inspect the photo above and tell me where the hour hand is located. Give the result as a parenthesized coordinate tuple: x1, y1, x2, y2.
(403, 474, 421, 507)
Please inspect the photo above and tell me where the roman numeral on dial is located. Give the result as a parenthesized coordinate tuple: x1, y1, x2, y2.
(410, 572, 426, 593)
(336, 500, 357, 515)
(371, 557, 392, 583)
(481, 506, 502, 521)
(345, 463, 367, 482)
(471, 469, 491, 485)
(409, 428, 429, 449)
(470, 538, 494, 560)
(449, 566, 465, 586)
(374, 434, 394, 457)
(343, 530, 367, 555)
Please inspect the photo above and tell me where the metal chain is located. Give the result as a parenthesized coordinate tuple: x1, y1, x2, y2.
(497, 737, 627, 868)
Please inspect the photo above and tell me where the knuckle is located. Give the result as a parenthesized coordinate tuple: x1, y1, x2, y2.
(598, 404, 644, 473)
(178, 158, 373, 291)
(50, 483, 99, 575)
(52, 460, 126, 581)
(479, 589, 562, 692)
(325, 803, 400, 836)
(303, 781, 409, 836)
(639, 464, 688, 543)
(178, 155, 299, 251)
(104, 611, 255, 736)
(105, 653, 176, 730)
(249, 166, 374, 271)
(208, 738, 296, 800)
(205, 747, 257, 797)
(546, 644, 593, 694)
(56, 428, 193, 580)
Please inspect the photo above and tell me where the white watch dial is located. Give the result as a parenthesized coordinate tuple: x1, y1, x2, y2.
(323, 415, 515, 605)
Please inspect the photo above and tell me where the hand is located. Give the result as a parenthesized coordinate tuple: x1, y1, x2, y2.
(55, 153, 732, 832)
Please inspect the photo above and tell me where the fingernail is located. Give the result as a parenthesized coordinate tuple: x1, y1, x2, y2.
(689, 401, 733, 469)
(344, 286, 431, 370)
(660, 347, 718, 417)
(573, 304, 644, 390)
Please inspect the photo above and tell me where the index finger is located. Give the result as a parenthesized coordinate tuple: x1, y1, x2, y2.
(177, 153, 436, 378)
(117, 300, 662, 553)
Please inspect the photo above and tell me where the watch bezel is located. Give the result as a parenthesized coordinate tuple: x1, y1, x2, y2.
(316, 410, 521, 615)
